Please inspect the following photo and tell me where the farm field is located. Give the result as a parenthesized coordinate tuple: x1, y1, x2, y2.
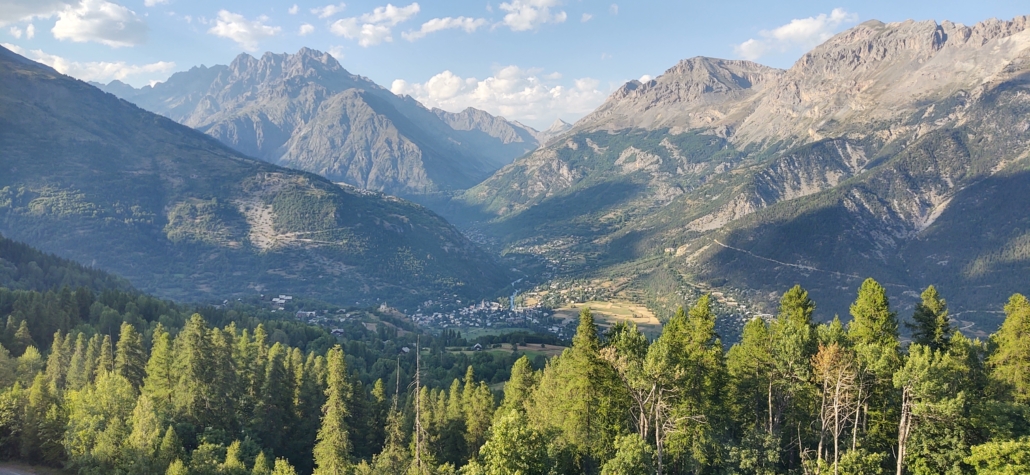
(554, 300, 663, 339)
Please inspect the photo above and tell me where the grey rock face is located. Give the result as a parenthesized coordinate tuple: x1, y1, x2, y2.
(97, 48, 541, 195)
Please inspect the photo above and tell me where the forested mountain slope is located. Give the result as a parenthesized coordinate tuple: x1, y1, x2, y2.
(459, 15, 1030, 326)
(97, 48, 540, 195)
(0, 45, 510, 307)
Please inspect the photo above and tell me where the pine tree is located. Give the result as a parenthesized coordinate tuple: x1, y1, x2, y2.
(847, 278, 901, 458)
(252, 343, 293, 456)
(124, 394, 163, 474)
(172, 314, 215, 427)
(44, 331, 67, 390)
(166, 458, 188, 475)
(907, 286, 952, 352)
(12, 321, 34, 356)
(272, 458, 299, 475)
(252, 452, 272, 475)
(157, 426, 181, 470)
(500, 355, 536, 413)
(66, 333, 88, 390)
(95, 334, 115, 377)
(142, 324, 175, 416)
(83, 334, 100, 385)
(313, 345, 352, 475)
(988, 293, 1030, 403)
(115, 322, 147, 389)
(221, 440, 249, 475)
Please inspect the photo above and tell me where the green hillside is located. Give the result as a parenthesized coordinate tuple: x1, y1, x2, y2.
(0, 46, 510, 307)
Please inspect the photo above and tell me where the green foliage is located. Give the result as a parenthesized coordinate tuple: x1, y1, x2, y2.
(966, 438, 1030, 474)
(600, 434, 653, 475)
(908, 286, 953, 352)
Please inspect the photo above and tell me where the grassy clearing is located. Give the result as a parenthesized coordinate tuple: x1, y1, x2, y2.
(555, 300, 663, 339)
(448, 343, 567, 358)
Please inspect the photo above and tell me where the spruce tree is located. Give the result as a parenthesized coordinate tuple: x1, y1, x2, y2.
(115, 322, 147, 389)
(12, 321, 34, 356)
(907, 285, 952, 352)
(95, 334, 114, 377)
(253, 343, 292, 456)
(44, 331, 67, 390)
(313, 345, 352, 475)
(142, 324, 174, 416)
(500, 355, 537, 413)
(988, 293, 1030, 403)
(66, 333, 88, 390)
(83, 334, 100, 385)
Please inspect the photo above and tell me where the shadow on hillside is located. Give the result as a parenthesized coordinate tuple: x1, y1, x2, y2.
(697, 169, 1030, 334)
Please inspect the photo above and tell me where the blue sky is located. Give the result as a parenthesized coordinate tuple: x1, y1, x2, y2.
(1, 0, 1027, 129)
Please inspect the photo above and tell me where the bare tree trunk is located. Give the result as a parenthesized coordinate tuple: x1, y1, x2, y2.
(896, 387, 913, 475)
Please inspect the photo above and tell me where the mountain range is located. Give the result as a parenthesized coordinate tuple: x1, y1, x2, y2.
(457, 15, 1030, 330)
(95, 48, 541, 196)
(0, 45, 510, 307)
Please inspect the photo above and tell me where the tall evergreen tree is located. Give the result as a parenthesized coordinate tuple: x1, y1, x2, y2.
(95, 334, 114, 377)
(66, 333, 88, 390)
(907, 286, 952, 352)
(115, 322, 147, 389)
(142, 324, 175, 416)
(313, 345, 352, 475)
(988, 293, 1030, 403)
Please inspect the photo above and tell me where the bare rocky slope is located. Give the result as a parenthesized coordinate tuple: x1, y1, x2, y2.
(1, 45, 511, 307)
(97, 48, 540, 196)
(459, 15, 1030, 329)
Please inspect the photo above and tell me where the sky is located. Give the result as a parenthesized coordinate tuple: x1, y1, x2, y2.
(1, 0, 1027, 129)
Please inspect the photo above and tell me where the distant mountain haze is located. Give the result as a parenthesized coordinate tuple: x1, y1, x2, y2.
(95, 48, 542, 196)
(0, 45, 511, 306)
(460, 15, 1030, 328)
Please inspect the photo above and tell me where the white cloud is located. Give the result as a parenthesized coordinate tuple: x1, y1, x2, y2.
(143, 0, 168, 7)
(288, 4, 299, 15)
(25, 24, 34, 38)
(402, 16, 486, 41)
(312, 3, 346, 19)
(734, 8, 858, 60)
(639, 74, 652, 82)
(299, 23, 314, 35)
(3, 43, 175, 83)
(609, 4, 618, 15)
(0, 0, 76, 27)
(52, 0, 148, 47)
(8, 27, 22, 38)
(498, 0, 565, 32)
(391, 65, 607, 127)
(580, 13, 591, 22)
(207, 10, 281, 51)
(328, 45, 345, 59)
(330, 3, 419, 47)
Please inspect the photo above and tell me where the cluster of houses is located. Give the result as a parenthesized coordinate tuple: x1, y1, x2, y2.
(409, 300, 561, 335)
(269, 294, 293, 310)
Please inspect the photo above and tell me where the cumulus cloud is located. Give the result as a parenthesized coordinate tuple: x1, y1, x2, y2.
(312, 3, 346, 19)
(26, 24, 34, 38)
(288, 4, 298, 14)
(0, 0, 76, 27)
(391, 65, 607, 127)
(735, 8, 858, 60)
(3, 43, 175, 83)
(52, 0, 148, 47)
(8, 27, 22, 38)
(639, 74, 652, 82)
(143, 0, 168, 7)
(299, 23, 314, 35)
(580, 13, 591, 22)
(328, 45, 345, 59)
(498, 0, 566, 31)
(330, 2, 419, 47)
(207, 10, 281, 51)
(402, 16, 486, 41)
